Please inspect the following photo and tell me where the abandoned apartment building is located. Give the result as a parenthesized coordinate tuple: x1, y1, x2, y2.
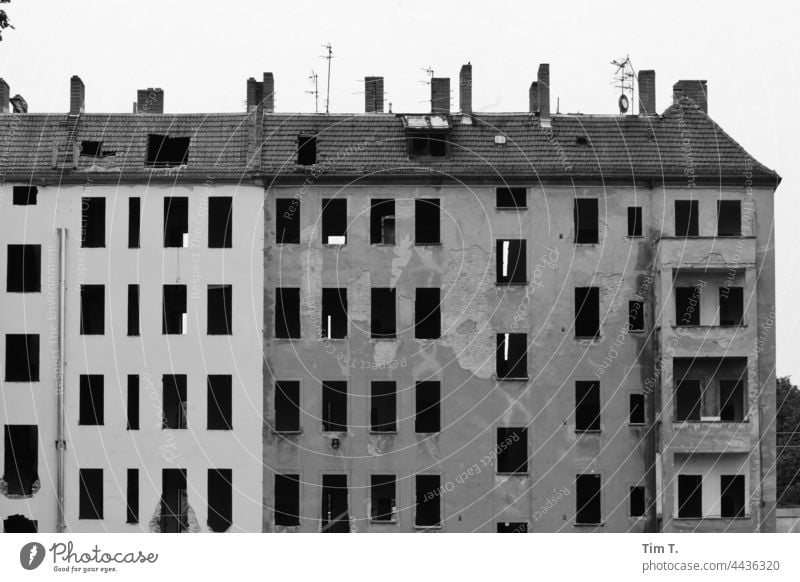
(0, 63, 780, 533)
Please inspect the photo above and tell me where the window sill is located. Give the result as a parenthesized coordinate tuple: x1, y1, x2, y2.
(575, 429, 602, 434)
(495, 207, 528, 211)
(672, 324, 748, 329)
(672, 516, 750, 521)
(413, 524, 442, 531)
(573, 522, 605, 527)
(494, 376, 530, 382)
(626, 235, 644, 239)
(6, 290, 42, 294)
(575, 336, 602, 342)
(496, 472, 529, 477)
(275, 430, 303, 435)
(370, 519, 398, 524)
(573, 242, 600, 246)
(272, 337, 301, 342)
(672, 419, 749, 424)
(372, 243, 396, 247)
(207, 427, 234, 431)
(370, 337, 398, 342)
(414, 242, 442, 247)
(628, 422, 646, 427)
(369, 431, 398, 435)
(321, 337, 348, 342)
(496, 281, 529, 286)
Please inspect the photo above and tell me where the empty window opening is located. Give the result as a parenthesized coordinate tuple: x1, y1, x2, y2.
(275, 381, 301, 433)
(207, 284, 232, 335)
(208, 469, 233, 532)
(496, 239, 526, 284)
(127, 284, 139, 336)
(163, 197, 189, 247)
(275, 287, 300, 339)
(371, 475, 396, 522)
(371, 381, 397, 433)
(79, 374, 104, 426)
(207, 375, 232, 430)
(128, 197, 141, 249)
(322, 381, 347, 432)
(575, 474, 602, 524)
(719, 287, 744, 326)
(677, 474, 702, 518)
(370, 199, 396, 244)
(496, 187, 527, 209)
(5, 334, 39, 382)
(126, 468, 139, 524)
(629, 393, 645, 425)
(3, 514, 37, 532)
(627, 206, 643, 237)
(408, 133, 446, 157)
(575, 381, 601, 432)
(146, 135, 190, 167)
(371, 288, 396, 339)
(162, 374, 187, 430)
(415, 288, 441, 339)
(575, 287, 600, 338)
(7, 244, 41, 292)
(719, 380, 745, 422)
(208, 196, 233, 248)
(160, 468, 187, 532)
(127, 375, 139, 430)
(497, 522, 528, 533)
(80, 140, 103, 157)
(3, 425, 38, 496)
(675, 200, 699, 237)
(81, 197, 105, 248)
(496, 333, 527, 379)
(79, 468, 103, 520)
(321, 198, 347, 244)
(630, 486, 646, 517)
(274, 474, 300, 526)
(721, 475, 745, 518)
(80, 284, 105, 335)
(12, 186, 37, 205)
(322, 288, 347, 339)
(276, 199, 300, 244)
(297, 135, 317, 166)
(321, 475, 349, 533)
(415, 381, 441, 433)
(496, 427, 528, 474)
(415, 199, 440, 244)
(675, 379, 701, 422)
(629, 300, 644, 331)
(415, 475, 441, 527)
(574, 198, 599, 244)
(675, 286, 702, 326)
(162, 285, 187, 335)
(717, 200, 742, 237)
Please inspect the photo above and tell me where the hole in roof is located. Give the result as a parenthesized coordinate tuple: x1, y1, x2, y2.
(576, 136, 589, 145)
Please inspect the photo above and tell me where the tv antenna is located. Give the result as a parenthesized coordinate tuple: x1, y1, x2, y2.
(307, 70, 319, 113)
(611, 55, 635, 114)
(321, 43, 334, 114)
(420, 66, 434, 84)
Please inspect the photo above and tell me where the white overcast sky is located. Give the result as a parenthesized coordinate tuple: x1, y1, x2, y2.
(2, 0, 798, 380)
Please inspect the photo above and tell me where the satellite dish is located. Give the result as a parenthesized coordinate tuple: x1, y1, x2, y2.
(618, 94, 630, 114)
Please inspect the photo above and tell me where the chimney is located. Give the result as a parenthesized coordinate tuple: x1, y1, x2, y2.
(638, 70, 656, 115)
(262, 73, 274, 113)
(537, 64, 550, 119)
(10, 95, 27, 113)
(529, 81, 539, 113)
(0, 78, 9, 113)
(70, 75, 85, 115)
(431, 77, 450, 114)
(246, 77, 264, 111)
(459, 63, 472, 114)
(364, 76, 384, 113)
(673, 80, 708, 114)
(136, 88, 164, 113)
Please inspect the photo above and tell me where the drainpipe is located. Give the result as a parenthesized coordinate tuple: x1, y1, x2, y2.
(56, 228, 67, 532)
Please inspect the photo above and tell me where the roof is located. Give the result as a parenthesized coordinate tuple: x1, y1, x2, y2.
(0, 98, 780, 186)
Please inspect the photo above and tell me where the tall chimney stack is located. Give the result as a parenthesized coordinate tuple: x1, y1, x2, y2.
(70, 75, 85, 115)
(529, 81, 539, 113)
(673, 80, 708, 114)
(459, 63, 472, 114)
(364, 76, 384, 113)
(246, 77, 263, 111)
(262, 73, 275, 113)
(537, 64, 550, 119)
(0, 78, 9, 113)
(638, 70, 656, 115)
(136, 88, 164, 113)
(431, 77, 450, 114)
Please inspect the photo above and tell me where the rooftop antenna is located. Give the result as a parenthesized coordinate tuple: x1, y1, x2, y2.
(306, 70, 319, 113)
(611, 55, 635, 114)
(321, 43, 334, 114)
(420, 66, 434, 84)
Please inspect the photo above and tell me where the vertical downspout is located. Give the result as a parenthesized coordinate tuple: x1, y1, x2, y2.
(56, 227, 67, 532)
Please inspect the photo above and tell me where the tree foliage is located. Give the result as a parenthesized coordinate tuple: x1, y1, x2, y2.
(0, 0, 12, 42)
(777, 376, 800, 506)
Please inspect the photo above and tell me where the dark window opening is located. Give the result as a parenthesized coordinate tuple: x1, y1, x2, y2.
(3, 514, 38, 532)
(496, 187, 527, 209)
(576, 135, 589, 145)
(126, 468, 139, 524)
(629, 393, 645, 425)
(127, 375, 139, 430)
(79, 374, 104, 425)
(575, 287, 600, 338)
(276, 199, 300, 244)
(79, 468, 103, 520)
(677, 474, 702, 518)
(207, 375, 233, 430)
(415, 381, 441, 433)
(574, 198, 599, 244)
(162, 285, 187, 335)
(675, 200, 699, 237)
(162, 374, 187, 430)
(408, 133, 447, 157)
(127, 284, 139, 336)
(371, 381, 396, 433)
(274, 474, 300, 526)
(208, 197, 233, 248)
(321, 475, 349, 533)
(575, 381, 601, 432)
(415, 199, 440, 244)
(371, 475, 396, 522)
(630, 486, 646, 517)
(370, 199, 396, 245)
(146, 134, 190, 167)
(322, 381, 347, 432)
(81, 197, 105, 248)
(675, 379, 701, 421)
(160, 468, 187, 532)
(5, 334, 39, 382)
(720, 287, 744, 326)
(627, 206, 643, 237)
(371, 288, 396, 339)
(721, 475, 745, 518)
(629, 300, 644, 331)
(720, 380, 745, 422)
(321, 198, 347, 244)
(80, 141, 103, 157)
(415, 475, 441, 527)
(3, 425, 38, 496)
(275, 381, 301, 433)
(322, 288, 347, 339)
(718, 200, 742, 237)
(208, 469, 233, 532)
(297, 135, 317, 166)
(496, 333, 527, 379)
(576, 473, 602, 524)
(497, 522, 528, 533)
(275, 287, 300, 339)
(415, 288, 441, 339)
(207, 284, 232, 335)
(80, 284, 105, 335)
(496, 239, 526, 284)
(128, 197, 141, 249)
(13, 186, 37, 205)
(676, 286, 702, 326)
(496, 427, 528, 474)
(7, 244, 41, 292)
(163, 197, 188, 247)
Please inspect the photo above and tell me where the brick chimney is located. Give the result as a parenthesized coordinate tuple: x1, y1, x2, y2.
(365, 76, 384, 113)
(431, 77, 450, 114)
(673, 80, 707, 114)
(262, 73, 275, 113)
(10, 95, 27, 113)
(459, 63, 472, 114)
(0, 78, 9, 113)
(70, 75, 85, 115)
(537, 64, 550, 119)
(638, 70, 655, 115)
(136, 88, 164, 113)
(529, 81, 539, 113)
